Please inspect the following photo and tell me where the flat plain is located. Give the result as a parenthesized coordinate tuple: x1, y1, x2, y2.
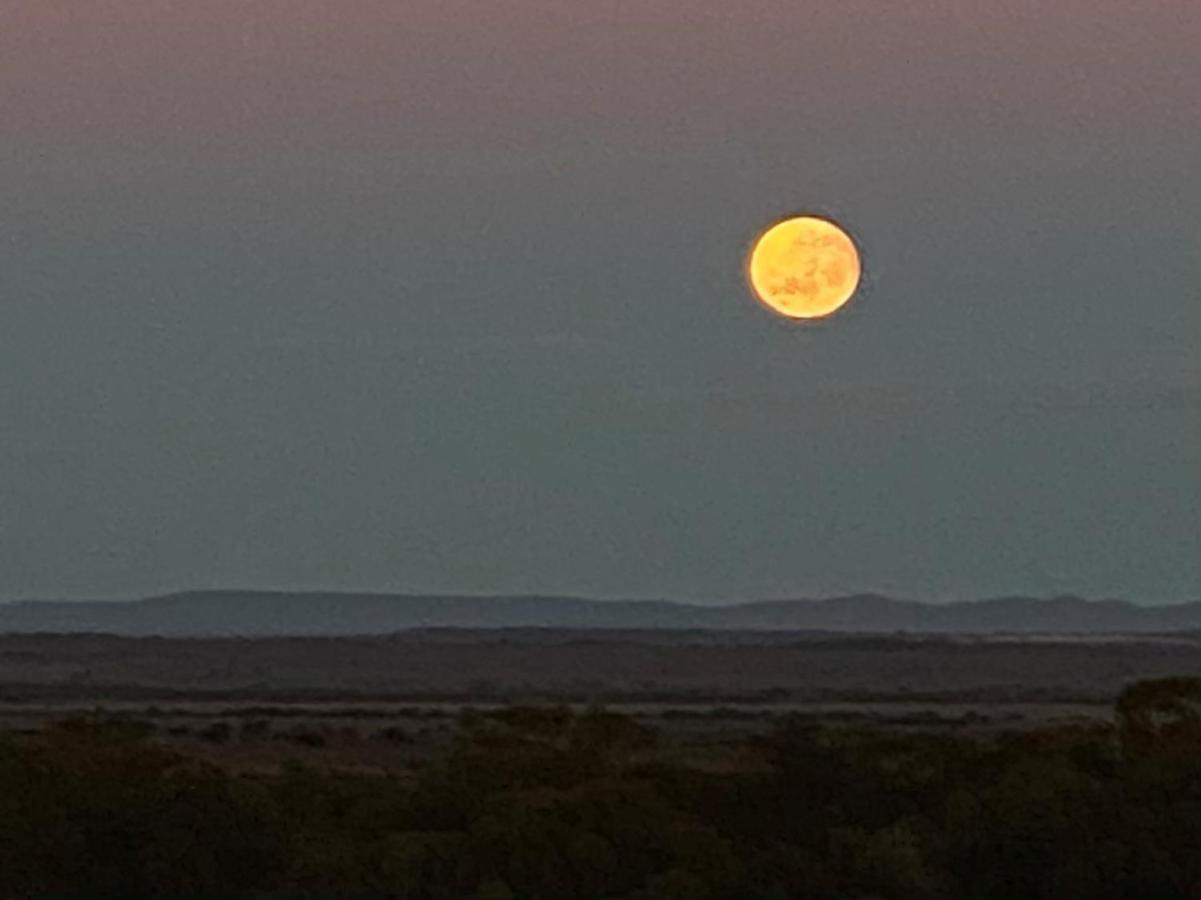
(2, 629, 1198, 772)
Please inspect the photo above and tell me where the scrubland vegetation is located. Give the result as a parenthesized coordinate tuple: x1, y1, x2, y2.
(1, 678, 1199, 899)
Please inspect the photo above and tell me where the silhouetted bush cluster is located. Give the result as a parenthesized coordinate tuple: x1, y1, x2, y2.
(1, 679, 1199, 898)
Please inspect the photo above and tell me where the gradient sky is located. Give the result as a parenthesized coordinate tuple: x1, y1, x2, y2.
(1, 1, 1198, 602)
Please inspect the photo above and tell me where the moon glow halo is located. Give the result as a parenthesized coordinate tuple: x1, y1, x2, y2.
(747, 215, 862, 320)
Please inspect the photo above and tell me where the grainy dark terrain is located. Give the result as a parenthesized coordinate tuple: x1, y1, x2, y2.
(3, 630, 1200, 771)
(2, 629, 1200, 702)
(3, 633, 1201, 898)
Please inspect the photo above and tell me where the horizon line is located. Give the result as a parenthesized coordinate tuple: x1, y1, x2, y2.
(3, 589, 1196, 609)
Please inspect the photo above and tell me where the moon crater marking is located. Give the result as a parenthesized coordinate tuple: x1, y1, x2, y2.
(747, 215, 862, 320)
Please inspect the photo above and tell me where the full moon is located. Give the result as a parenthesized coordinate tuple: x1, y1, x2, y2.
(747, 215, 862, 320)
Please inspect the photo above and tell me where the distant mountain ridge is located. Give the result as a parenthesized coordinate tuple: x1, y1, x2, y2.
(1, 591, 1199, 636)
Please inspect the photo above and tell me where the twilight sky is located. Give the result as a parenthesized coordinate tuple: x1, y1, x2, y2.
(1, 1, 1198, 603)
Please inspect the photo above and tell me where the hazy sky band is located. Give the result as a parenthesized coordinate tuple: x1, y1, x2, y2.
(0, 1, 1197, 602)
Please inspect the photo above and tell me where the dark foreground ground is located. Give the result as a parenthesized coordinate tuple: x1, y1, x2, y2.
(2, 676, 1200, 899)
(2, 631, 1200, 898)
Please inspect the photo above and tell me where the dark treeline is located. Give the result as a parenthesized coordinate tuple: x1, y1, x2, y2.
(1, 678, 1200, 899)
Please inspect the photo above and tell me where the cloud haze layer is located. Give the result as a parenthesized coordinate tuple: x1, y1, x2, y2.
(1, 1, 1197, 602)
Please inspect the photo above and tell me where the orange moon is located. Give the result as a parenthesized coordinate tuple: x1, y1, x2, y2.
(747, 215, 862, 320)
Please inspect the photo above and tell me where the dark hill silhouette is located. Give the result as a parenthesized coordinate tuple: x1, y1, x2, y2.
(0, 591, 1198, 636)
